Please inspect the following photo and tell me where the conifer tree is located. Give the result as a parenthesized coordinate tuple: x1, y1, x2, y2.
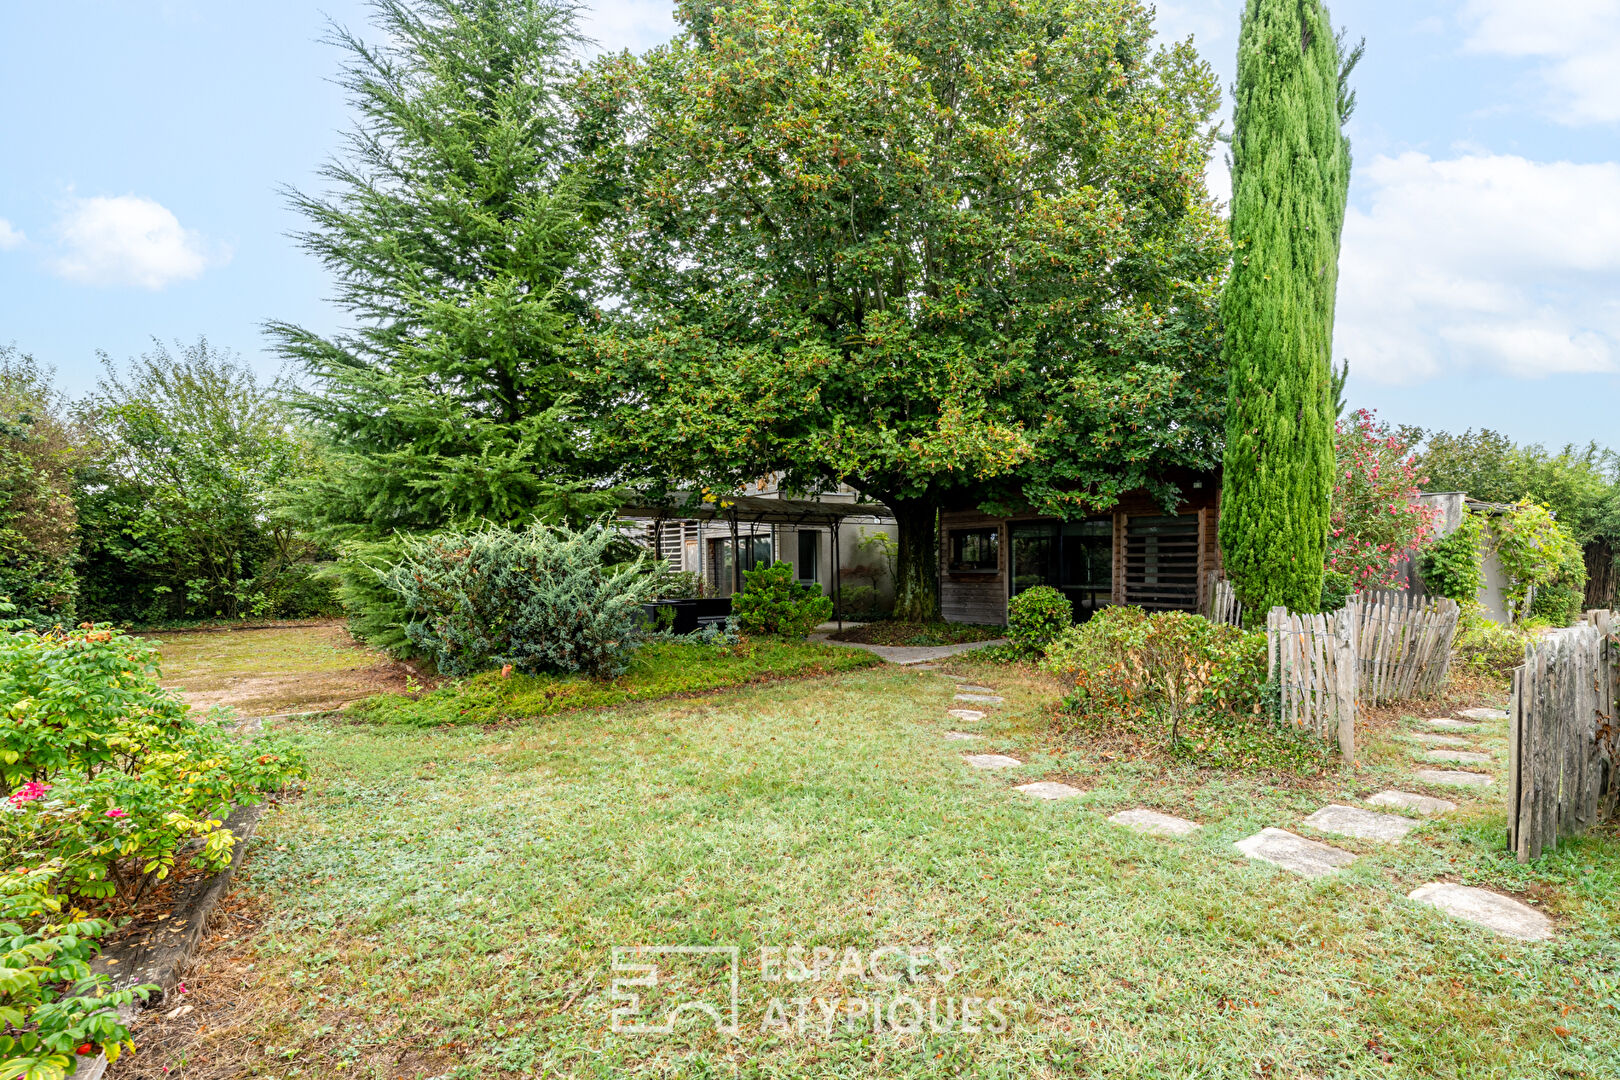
(268, 0, 615, 542)
(1218, 0, 1360, 615)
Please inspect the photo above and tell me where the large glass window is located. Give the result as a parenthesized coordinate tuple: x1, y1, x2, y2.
(1060, 518, 1113, 619)
(797, 531, 819, 583)
(708, 535, 773, 594)
(1010, 523, 1056, 595)
(948, 529, 999, 573)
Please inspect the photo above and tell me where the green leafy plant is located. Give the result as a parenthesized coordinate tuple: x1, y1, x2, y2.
(733, 563, 833, 641)
(0, 618, 306, 905)
(0, 863, 156, 1079)
(1420, 513, 1485, 605)
(382, 521, 661, 679)
(1493, 502, 1586, 626)
(1453, 612, 1532, 677)
(1007, 587, 1073, 653)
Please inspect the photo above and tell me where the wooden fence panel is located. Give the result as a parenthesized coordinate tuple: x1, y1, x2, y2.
(1509, 610, 1619, 861)
(1204, 572, 1242, 627)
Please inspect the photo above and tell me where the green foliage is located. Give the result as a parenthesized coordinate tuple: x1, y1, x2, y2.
(588, 0, 1230, 621)
(1044, 606, 1322, 769)
(74, 340, 333, 624)
(0, 863, 156, 1079)
(827, 621, 1003, 647)
(1493, 502, 1586, 626)
(732, 562, 833, 641)
(349, 639, 880, 725)
(1418, 429, 1619, 544)
(0, 619, 307, 904)
(269, 0, 619, 543)
(1007, 587, 1074, 653)
(1453, 611, 1533, 678)
(328, 539, 416, 657)
(381, 521, 660, 678)
(1328, 409, 1437, 592)
(1219, 0, 1355, 616)
(0, 349, 83, 627)
(1421, 514, 1486, 605)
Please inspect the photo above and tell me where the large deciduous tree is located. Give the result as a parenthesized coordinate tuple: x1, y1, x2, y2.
(588, 0, 1230, 620)
(269, 0, 617, 543)
(1217, 0, 1359, 616)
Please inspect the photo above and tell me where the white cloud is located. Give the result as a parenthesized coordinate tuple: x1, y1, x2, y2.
(577, 0, 678, 57)
(0, 219, 23, 249)
(1336, 152, 1620, 383)
(51, 194, 224, 289)
(1461, 0, 1620, 125)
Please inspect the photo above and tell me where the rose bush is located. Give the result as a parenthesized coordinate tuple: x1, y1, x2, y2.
(0, 614, 306, 905)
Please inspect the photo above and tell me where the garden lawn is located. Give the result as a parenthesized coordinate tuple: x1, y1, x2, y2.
(115, 665, 1620, 1080)
(826, 622, 1005, 647)
(349, 640, 880, 725)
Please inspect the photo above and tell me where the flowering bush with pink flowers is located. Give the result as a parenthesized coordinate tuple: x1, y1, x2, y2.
(1326, 410, 1440, 602)
(0, 610, 306, 906)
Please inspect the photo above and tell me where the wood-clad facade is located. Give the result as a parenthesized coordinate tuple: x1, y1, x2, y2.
(938, 472, 1223, 626)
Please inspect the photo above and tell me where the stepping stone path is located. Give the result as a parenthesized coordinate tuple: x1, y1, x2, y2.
(955, 694, 1005, 704)
(911, 663, 940, 671)
(1302, 804, 1420, 843)
(1414, 768, 1494, 788)
(1412, 733, 1472, 747)
(1456, 707, 1509, 722)
(956, 684, 997, 694)
(1235, 828, 1357, 879)
(1367, 790, 1457, 816)
(1408, 883, 1552, 941)
(942, 731, 983, 741)
(1109, 809, 1201, 837)
(962, 753, 1022, 769)
(1426, 717, 1481, 732)
(946, 709, 986, 722)
(1423, 749, 1493, 765)
(1015, 781, 1083, 801)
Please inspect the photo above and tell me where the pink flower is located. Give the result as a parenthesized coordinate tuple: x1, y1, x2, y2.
(9, 782, 49, 804)
(105, 808, 129, 819)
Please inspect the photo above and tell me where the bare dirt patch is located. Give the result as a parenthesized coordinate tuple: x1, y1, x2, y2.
(150, 622, 427, 717)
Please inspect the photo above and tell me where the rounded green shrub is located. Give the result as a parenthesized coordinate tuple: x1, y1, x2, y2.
(733, 562, 833, 640)
(1007, 586, 1073, 651)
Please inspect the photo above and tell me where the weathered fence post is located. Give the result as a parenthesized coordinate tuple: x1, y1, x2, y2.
(1333, 605, 1357, 762)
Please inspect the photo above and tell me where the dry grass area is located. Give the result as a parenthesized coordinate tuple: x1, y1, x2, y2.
(149, 622, 425, 717)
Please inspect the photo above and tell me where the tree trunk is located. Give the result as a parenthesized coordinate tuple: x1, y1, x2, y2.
(890, 498, 939, 622)
(1585, 539, 1616, 610)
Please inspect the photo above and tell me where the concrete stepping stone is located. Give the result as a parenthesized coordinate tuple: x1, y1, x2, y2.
(1302, 804, 1419, 843)
(1415, 769, 1494, 788)
(1109, 809, 1201, 837)
(1412, 733, 1472, 747)
(1015, 781, 1083, 800)
(1456, 707, 1509, 722)
(946, 709, 986, 722)
(962, 753, 1021, 769)
(1426, 717, 1481, 732)
(942, 731, 984, 741)
(1234, 828, 1357, 879)
(955, 694, 1005, 704)
(911, 663, 940, 671)
(956, 684, 996, 694)
(1366, 790, 1457, 816)
(1408, 883, 1552, 941)
(1423, 749, 1493, 765)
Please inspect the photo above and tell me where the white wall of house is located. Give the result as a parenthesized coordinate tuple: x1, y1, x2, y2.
(1415, 492, 1510, 623)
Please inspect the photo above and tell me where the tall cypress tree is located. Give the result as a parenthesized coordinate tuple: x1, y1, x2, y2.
(268, 0, 616, 542)
(1218, 0, 1358, 615)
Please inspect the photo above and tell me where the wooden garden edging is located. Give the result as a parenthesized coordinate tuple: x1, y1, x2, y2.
(1508, 610, 1620, 863)
(1266, 592, 1461, 763)
(1203, 572, 1242, 627)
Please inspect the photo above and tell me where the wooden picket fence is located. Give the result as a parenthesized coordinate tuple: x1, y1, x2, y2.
(1348, 591, 1461, 706)
(1266, 592, 1462, 762)
(1508, 610, 1620, 862)
(1267, 606, 1357, 759)
(1204, 572, 1242, 627)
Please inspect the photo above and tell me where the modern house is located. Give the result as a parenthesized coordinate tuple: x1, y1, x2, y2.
(934, 468, 1224, 625)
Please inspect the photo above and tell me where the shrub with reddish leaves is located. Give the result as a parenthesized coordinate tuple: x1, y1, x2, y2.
(1328, 409, 1439, 596)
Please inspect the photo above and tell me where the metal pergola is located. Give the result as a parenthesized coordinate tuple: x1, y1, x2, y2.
(618, 494, 894, 627)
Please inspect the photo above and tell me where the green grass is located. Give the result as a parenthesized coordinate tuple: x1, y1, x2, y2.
(828, 621, 1005, 647)
(134, 663, 1620, 1080)
(348, 639, 881, 725)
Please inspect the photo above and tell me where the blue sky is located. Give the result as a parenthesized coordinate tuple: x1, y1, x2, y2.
(2, 1, 1616, 449)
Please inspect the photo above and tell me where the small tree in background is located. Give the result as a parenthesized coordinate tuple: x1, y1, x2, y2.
(1324, 409, 1437, 605)
(0, 347, 84, 624)
(1218, 0, 1361, 617)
